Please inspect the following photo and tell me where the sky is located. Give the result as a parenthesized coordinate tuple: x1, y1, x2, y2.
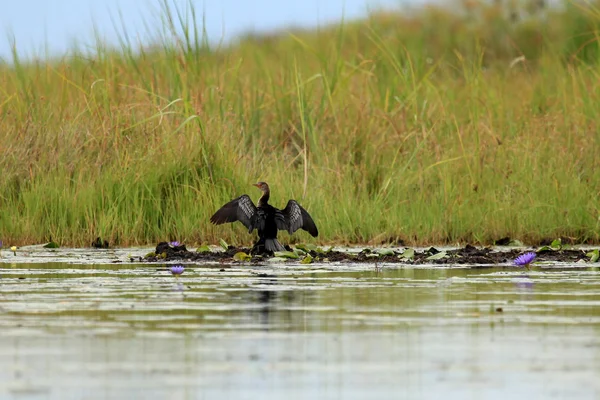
(0, 0, 405, 60)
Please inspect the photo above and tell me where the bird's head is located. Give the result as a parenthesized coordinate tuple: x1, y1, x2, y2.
(253, 181, 269, 193)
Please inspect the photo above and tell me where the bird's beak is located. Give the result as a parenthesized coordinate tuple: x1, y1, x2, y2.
(252, 183, 260, 188)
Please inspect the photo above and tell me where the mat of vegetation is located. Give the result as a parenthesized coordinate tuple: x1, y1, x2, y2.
(2, 0, 600, 248)
(143, 239, 600, 266)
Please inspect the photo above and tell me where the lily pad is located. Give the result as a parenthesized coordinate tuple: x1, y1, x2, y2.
(296, 243, 317, 252)
(43, 241, 59, 249)
(400, 248, 415, 260)
(550, 238, 563, 250)
(301, 254, 313, 264)
(537, 246, 553, 253)
(274, 251, 299, 259)
(196, 245, 211, 253)
(426, 251, 448, 260)
(376, 248, 395, 256)
(233, 251, 252, 261)
(587, 249, 599, 263)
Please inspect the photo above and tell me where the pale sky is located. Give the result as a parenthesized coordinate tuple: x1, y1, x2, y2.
(0, 0, 405, 60)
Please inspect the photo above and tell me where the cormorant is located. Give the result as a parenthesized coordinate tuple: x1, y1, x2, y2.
(210, 182, 318, 254)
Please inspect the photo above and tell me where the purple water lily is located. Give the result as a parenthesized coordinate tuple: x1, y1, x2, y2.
(169, 241, 181, 247)
(514, 252, 536, 268)
(170, 265, 185, 276)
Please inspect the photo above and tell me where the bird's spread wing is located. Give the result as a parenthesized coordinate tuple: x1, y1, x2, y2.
(277, 200, 319, 237)
(210, 195, 257, 232)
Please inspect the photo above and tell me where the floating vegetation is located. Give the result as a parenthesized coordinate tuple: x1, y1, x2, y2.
(142, 242, 598, 267)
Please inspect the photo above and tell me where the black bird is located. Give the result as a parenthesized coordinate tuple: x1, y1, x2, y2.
(210, 182, 318, 254)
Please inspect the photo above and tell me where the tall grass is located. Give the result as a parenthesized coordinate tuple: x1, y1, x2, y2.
(1, 0, 600, 247)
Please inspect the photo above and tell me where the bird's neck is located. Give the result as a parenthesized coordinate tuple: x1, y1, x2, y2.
(258, 191, 270, 207)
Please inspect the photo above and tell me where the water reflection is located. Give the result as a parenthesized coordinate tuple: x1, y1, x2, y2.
(0, 263, 599, 399)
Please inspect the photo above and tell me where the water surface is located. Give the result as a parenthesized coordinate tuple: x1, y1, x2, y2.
(1, 249, 599, 399)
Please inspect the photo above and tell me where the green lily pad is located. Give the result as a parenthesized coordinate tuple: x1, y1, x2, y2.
(586, 249, 599, 262)
(233, 251, 252, 261)
(196, 245, 211, 253)
(550, 238, 562, 250)
(316, 246, 334, 254)
(376, 248, 395, 256)
(43, 241, 59, 249)
(400, 248, 415, 260)
(426, 251, 447, 260)
(301, 254, 313, 264)
(145, 252, 156, 258)
(537, 246, 553, 253)
(274, 251, 299, 259)
(296, 243, 317, 252)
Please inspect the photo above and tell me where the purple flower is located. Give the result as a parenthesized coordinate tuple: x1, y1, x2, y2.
(170, 265, 184, 276)
(169, 241, 181, 247)
(514, 252, 536, 268)
(0, 240, 3, 248)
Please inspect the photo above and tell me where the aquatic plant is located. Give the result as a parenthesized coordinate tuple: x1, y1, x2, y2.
(10, 246, 16, 256)
(170, 265, 185, 276)
(514, 252, 536, 268)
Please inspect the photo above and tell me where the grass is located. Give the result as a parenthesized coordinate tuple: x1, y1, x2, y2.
(1, 0, 600, 248)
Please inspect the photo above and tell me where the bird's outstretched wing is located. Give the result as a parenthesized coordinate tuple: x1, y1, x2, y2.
(210, 195, 258, 233)
(276, 200, 319, 237)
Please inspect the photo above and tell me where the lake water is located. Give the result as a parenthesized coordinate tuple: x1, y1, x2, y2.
(1, 247, 599, 399)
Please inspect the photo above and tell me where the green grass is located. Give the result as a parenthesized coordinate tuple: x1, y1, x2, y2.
(2, 0, 600, 248)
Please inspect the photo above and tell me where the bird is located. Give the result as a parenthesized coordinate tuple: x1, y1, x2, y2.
(210, 182, 319, 254)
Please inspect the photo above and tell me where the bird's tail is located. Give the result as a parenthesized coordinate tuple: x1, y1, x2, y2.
(264, 238, 285, 252)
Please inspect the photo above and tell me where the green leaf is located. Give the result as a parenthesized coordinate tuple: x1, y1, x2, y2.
(145, 252, 156, 258)
(400, 248, 415, 260)
(586, 249, 599, 262)
(537, 246, 552, 253)
(315, 246, 334, 254)
(294, 248, 306, 256)
(233, 251, 252, 261)
(43, 241, 59, 249)
(196, 245, 211, 253)
(296, 243, 317, 252)
(550, 238, 562, 250)
(274, 251, 299, 259)
(376, 248, 395, 256)
(219, 239, 229, 251)
(426, 251, 447, 260)
(301, 254, 313, 264)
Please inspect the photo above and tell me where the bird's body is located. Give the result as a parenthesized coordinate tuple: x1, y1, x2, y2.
(210, 182, 318, 254)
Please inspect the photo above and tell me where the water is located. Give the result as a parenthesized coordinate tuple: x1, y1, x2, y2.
(1, 247, 600, 399)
